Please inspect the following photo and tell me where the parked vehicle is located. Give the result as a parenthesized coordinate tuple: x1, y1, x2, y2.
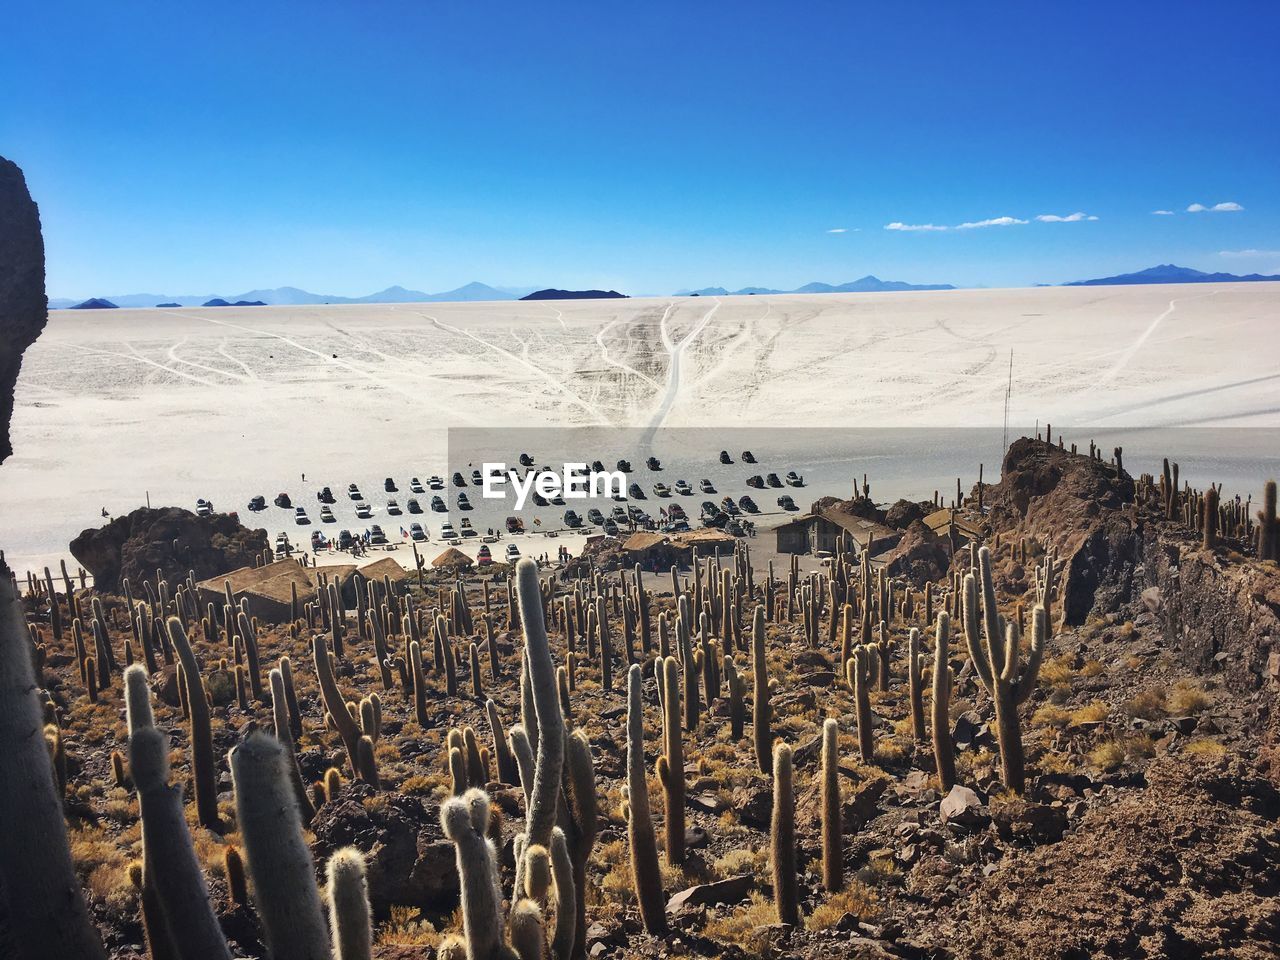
(348, 483, 362, 500)
(457, 493, 472, 510)
(452, 472, 467, 487)
(196, 498, 214, 516)
(590, 460, 605, 472)
(719, 450, 733, 464)
(316, 486, 335, 504)
(726, 519, 746, 537)
(741, 450, 757, 464)
(616, 459, 632, 472)
(777, 495, 798, 510)
(519, 453, 535, 467)
(611, 506, 629, 522)
(386, 499, 402, 515)
(441, 522, 458, 540)
(549, 492, 566, 506)
(699, 479, 716, 493)
(320, 505, 336, 522)
(785, 471, 804, 487)
(646, 456, 662, 470)
(471, 469, 483, 486)
(409, 523, 427, 541)
(506, 516, 526, 534)
(410, 477, 425, 493)
(564, 510, 583, 528)
(355, 502, 372, 519)
(505, 542, 521, 561)
(720, 497, 740, 516)
(628, 482, 645, 499)
(602, 518, 619, 536)
(700, 500, 721, 520)
(369, 524, 387, 545)
(384, 477, 397, 492)
(674, 479, 693, 496)
(428, 476, 445, 490)
(652, 483, 671, 497)
(460, 518, 477, 536)
(766, 473, 783, 488)
(477, 544, 493, 565)
(738, 495, 759, 513)
(248, 495, 266, 511)
(668, 503, 688, 521)
(407, 498, 422, 513)
(310, 531, 326, 549)
(532, 492, 549, 507)
(745, 475, 764, 488)
(431, 496, 446, 512)
(294, 506, 310, 524)
(274, 492, 293, 508)
(587, 508, 606, 525)
(338, 529, 354, 550)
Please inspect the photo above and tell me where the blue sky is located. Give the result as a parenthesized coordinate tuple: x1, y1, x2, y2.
(4, 0, 1278, 297)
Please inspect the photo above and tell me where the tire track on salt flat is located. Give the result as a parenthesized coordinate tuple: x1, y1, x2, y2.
(646, 297, 721, 430)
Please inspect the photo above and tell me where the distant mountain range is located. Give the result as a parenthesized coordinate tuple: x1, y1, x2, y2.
(1065, 264, 1280, 286)
(675, 275, 956, 296)
(49, 281, 540, 309)
(520, 289, 628, 301)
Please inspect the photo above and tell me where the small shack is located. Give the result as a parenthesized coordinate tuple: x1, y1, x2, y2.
(432, 547, 474, 572)
(675, 527, 738, 558)
(196, 558, 316, 623)
(353, 556, 411, 596)
(621, 532, 692, 571)
(922, 508, 988, 547)
(774, 504, 900, 557)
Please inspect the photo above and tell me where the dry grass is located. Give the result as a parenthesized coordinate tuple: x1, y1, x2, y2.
(704, 893, 780, 950)
(1183, 738, 1227, 757)
(1168, 681, 1211, 715)
(1069, 701, 1109, 725)
(807, 882, 878, 930)
(1031, 704, 1072, 728)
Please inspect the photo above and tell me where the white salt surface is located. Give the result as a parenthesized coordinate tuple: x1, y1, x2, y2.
(1, 283, 1277, 577)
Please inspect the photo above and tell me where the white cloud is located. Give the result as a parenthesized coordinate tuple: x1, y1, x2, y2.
(1152, 209, 1175, 215)
(955, 216, 1028, 229)
(826, 227, 848, 233)
(1036, 212, 1098, 222)
(1188, 201, 1244, 213)
(884, 221, 948, 232)
(1219, 248, 1280, 258)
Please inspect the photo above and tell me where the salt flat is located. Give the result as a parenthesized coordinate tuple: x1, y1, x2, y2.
(1, 282, 1277, 575)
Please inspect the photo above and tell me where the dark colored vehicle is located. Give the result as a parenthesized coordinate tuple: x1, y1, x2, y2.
(369, 524, 387, 545)
(472, 469, 483, 485)
(646, 456, 662, 470)
(293, 506, 310, 525)
(532, 492, 549, 507)
(587, 508, 606, 525)
(777, 494, 798, 510)
(726, 519, 746, 537)
(317, 486, 335, 503)
(338, 529, 354, 550)
(719, 450, 733, 464)
(274, 492, 292, 508)
(409, 523, 426, 541)
(431, 496, 447, 512)
(668, 503, 687, 520)
(628, 482, 645, 499)
(550, 492, 566, 506)
(348, 483, 363, 500)
(616, 459, 632, 472)
(741, 450, 757, 463)
(766, 473, 783, 488)
(384, 477, 397, 492)
(720, 497, 740, 516)
(611, 506, 629, 522)
(407, 498, 422, 513)
(602, 519, 619, 536)
(248, 495, 266, 511)
(452, 472, 467, 487)
(506, 516, 525, 534)
(519, 453, 535, 466)
(386, 500, 402, 515)
(591, 460, 605, 472)
(665, 518, 691, 532)
(738, 495, 759, 513)
(746, 475, 764, 488)
(310, 531, 326, 549)
(564, 510, 583, 528)
(457, 493, 472, 510)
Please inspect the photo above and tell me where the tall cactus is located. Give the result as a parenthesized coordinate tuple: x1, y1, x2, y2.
(751, 604, 771, 775)
(130, 725, 232, 959)
(0, 569, 107, 960)
(771, 741, 800, 926)
(624, 664, 666, 933)
(963, 548, 1046, 793)
(166, 616, 221, 830)
(820, 718, 841, 891)
(514, 558, 564, 849)
(657, 655, 685, 866)
(327, 848, 373, 960)
(439, 788, 524, 960)
(848, 644, 874, 763)
(932, 612, 956, 791)
(314, 634, 377, 784)
(230, 732, 332, 960)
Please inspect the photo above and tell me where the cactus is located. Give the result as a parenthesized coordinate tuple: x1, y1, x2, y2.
(515, 558, 564, 850)
(848, 645, 874, 763)
(314, 634, 377, 784)
(549, 828, 577, 960)
(907, 627, 926, 741)
(439, 788, 522, 960)
(0, 569, 108, 960)
(963, 548, 1047, 794)
(410, 640, 429, 728)
(657, 655, 685, 866)
(931, 612, 956, 792)
(327, 848, 373, 960)
(225, 845, 248, 906)
(771, 741, 800, 926)
(562, 729, 598, 960)
(1203, 485, 1219, 549)
(1261, 479, 1277, 561)
(124, 662, 155, 735)
(487, 699, 519, 785)
(751, 604, 772, 775)
(509, 725, 535, 807)
(725, 655, 745, 741)
(230, 731, 332, 960)
(166, 616, 221, 830)
(624, 664, 666, 933)
(820, 718, 841, 891)
(130, 725, 232, 959)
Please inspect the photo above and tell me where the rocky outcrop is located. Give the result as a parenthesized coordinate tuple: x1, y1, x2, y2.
(884, 520, 950, 587)
(0, 156, 47, 465)
(69, 506, 270, 592)
(984, 438, 1139, 624)
(884, 498, 931, 530)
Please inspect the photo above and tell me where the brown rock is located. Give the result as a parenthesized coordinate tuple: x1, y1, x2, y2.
(0, 156, 47, 465)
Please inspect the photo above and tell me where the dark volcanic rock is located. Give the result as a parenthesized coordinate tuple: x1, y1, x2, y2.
(0, 156, 46, 465)
(69, 506, 270, 592)
(884, 520, 950, 587)
(885, 498, 930, 529)
(984, 437, 1139, 623)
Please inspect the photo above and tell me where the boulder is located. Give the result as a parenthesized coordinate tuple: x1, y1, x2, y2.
(939, 785, 987, 828)
(666, 874, 754, 913)
(992, 799, 1067, 845)
(885, 498, 931, 530)
(0, 156, 46, 465)
(70, 506, 270, 593)
(884, 520, 950, 587)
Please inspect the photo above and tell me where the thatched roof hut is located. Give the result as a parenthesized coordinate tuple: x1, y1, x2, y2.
(432, 547, 474, 570)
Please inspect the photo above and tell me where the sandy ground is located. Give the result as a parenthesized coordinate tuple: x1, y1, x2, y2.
(1, 283, 1277, 577)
